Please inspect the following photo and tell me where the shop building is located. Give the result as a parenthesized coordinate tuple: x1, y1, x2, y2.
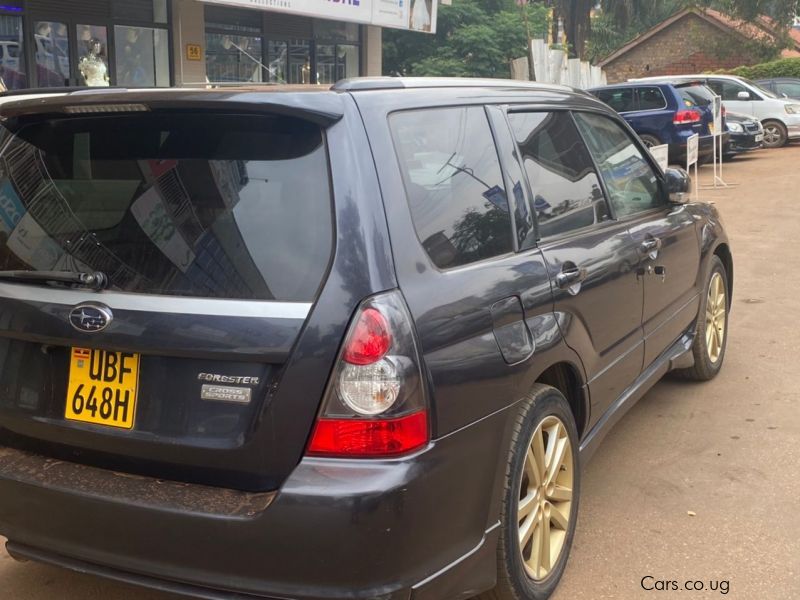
(0, 0, 432, 90)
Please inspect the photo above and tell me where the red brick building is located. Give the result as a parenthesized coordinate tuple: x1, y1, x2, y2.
(599, 8, 800, 83)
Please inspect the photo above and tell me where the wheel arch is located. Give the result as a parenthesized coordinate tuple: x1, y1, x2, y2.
(534, 361, 588, 439)
(713, 242, 734, 302)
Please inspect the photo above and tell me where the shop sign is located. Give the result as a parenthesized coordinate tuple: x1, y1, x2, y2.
(200, 0, 438, 33)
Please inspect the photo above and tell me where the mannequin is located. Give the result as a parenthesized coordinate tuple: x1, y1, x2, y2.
(79, 38, 109, 87)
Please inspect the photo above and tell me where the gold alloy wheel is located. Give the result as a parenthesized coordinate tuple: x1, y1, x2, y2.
(705, 272, 727, 363)
(517, 415, 573, 581)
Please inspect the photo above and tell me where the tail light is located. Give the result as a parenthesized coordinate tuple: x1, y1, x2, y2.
(673, 110, 702, 125)
(306, 291, 429, 458)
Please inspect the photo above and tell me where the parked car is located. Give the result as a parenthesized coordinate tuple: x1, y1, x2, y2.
(0, 80, 732, 600)
(633, 73, 800, 148)
(724, 111, 764, 159)
(756, 77, 800, 100)
(588, 81, 723, 165)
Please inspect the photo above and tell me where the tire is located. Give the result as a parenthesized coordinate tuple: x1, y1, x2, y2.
(761, 120, 787, 148)
(479, 385, 580, 600)
(639, 134, 661, 148)
(674, 255, 729, 381)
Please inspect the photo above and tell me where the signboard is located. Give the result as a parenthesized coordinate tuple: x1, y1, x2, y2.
(686, 134, 700, 170)
(200, 0, 438, 33)
(712, 95, 722, 136)
(649, 144, 669, 173)
(186, 44, 203, 61)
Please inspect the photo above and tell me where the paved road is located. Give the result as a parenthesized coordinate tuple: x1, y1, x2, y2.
(2, 146, 799, 599)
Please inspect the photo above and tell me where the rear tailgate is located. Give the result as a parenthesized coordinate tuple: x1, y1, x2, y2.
(0, 96, 364, 492)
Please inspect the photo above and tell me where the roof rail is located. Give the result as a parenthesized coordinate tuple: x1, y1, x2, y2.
(0, 86, 129, 98)
(332, 76, 573, 92)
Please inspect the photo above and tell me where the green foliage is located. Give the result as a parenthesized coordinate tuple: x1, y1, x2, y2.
(714, 0, 799, 27)
(382, 0, 550, 78)
(722, 56, 800, 78)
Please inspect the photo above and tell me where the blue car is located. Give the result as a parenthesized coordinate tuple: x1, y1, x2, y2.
(589, 82, 725, 165)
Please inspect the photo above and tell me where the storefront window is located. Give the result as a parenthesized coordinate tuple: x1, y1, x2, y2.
(315, 44, 335, 85)
(267, 40, 287, 83)
(77, 25, 109, 87)
(115, 25, 169, 87)
(35, 21, 70, 87)
(0, 15, 25, 90)
(206, 33, 263, 83)
(338, 44, 359, 81)
(288, 40, 311, 84)
(315, 43, 359, 85)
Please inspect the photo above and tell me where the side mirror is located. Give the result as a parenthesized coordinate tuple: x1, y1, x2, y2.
(737, 91, 751, 100)
(665, 167, 691, 204)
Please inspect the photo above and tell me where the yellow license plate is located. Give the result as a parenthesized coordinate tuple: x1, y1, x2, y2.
(65, 348, 140, 429)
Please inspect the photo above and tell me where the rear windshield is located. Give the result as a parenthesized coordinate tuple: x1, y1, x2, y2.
(677, 84, 715, 108)
(0, 113, 332, 301)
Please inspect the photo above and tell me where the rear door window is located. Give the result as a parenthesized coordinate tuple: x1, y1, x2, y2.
(593, 88, 636, 113)
(507, 111, 610, 240)
(0, 113, 332, 301)
(390, 106, 513, 269)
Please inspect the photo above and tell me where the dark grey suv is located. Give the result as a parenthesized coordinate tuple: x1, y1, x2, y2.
(0, 78, 732, 600)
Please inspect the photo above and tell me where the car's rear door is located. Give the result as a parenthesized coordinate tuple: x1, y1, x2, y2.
(504, 109, 645, 423)
(573, 112, 701, 369)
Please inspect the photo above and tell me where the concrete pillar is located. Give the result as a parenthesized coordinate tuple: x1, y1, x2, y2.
(363, 25, 382, 77)
(172, 0, 206, 86)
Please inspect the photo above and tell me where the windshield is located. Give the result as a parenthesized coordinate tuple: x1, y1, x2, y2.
(0, 113, 333, 301)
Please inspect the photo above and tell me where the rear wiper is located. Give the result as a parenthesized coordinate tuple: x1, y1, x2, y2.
(0, 270, 108, 291)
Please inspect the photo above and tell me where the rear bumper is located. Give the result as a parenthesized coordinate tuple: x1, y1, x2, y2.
(0, 406, 514, 600)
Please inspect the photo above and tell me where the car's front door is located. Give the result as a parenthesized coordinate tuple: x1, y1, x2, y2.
(573, 112, 701, 369)
(505, 109, 645, 422)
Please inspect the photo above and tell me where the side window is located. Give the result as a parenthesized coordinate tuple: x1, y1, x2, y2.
(594, 88, 636, 113)
(638, 87, 667, 110)
(777, 82, 800, 97)
(717, 80, 749, 101)
(390, 107, 513, 269)
(573, 112, 663, 219)
(508, 111, 610, 240)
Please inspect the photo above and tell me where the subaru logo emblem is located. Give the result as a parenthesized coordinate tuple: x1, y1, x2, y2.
(69, 304, 113, 333)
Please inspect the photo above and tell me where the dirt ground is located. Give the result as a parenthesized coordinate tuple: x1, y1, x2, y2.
(1, 145, 799, 599)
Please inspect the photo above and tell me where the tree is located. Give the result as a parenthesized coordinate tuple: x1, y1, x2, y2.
(383, 0, 550, 78)
(716, 0, 799, 26)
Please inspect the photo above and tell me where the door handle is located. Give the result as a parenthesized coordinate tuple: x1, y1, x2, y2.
(640, 237, 662, 260)
(556, 266, 587, 295)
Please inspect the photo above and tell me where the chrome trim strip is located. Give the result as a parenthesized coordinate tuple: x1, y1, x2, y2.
(0, 282, 311, 319)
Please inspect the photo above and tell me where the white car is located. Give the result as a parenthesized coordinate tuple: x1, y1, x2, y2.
(632, 73, 800, 148)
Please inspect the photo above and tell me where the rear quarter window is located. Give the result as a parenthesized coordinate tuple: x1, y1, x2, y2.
(389, 106, 513, 269)
(0, 113, 333, 301)
(637, 87, 667, 110)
